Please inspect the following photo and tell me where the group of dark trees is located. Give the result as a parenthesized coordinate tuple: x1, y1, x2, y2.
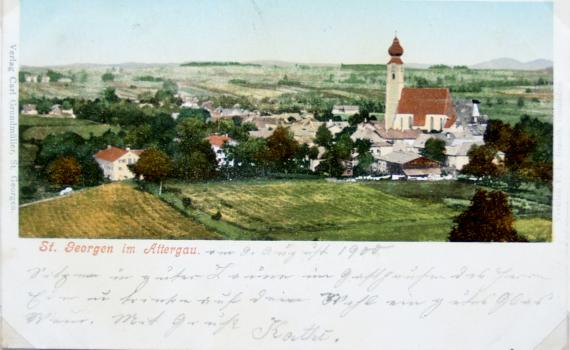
(35, 130, 124, 187)
(451, 114, 553, 243)
(462, 115, 552, 188)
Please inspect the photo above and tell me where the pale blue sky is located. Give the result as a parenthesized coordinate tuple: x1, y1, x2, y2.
(21, 0, 553, 66)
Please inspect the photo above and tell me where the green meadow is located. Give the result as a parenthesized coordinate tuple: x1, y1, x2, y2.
(158, 179, 551, 242)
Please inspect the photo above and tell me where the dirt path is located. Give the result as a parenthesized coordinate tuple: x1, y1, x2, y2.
(19, 189, 86, 208)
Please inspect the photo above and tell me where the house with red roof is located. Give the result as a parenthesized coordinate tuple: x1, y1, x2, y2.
(384, 36, 457, 132)
(207, 134, 237, 167)
(94, 146, 144, 181)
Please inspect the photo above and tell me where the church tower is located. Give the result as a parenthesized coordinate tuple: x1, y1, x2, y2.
(384, 36, 405, 130)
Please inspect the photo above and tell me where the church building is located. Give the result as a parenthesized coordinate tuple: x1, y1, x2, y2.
(384, 36, 457, 132)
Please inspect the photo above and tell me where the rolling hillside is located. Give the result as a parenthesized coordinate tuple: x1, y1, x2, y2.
(19, 183, 221, 239)
(20, 180, 551, 242)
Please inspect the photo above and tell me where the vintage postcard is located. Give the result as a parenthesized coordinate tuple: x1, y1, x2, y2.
(1, 0, 568, 349)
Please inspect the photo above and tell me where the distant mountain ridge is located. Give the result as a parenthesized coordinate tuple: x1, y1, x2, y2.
(23, 57, 554, 71)
(471, 58, 552, 70)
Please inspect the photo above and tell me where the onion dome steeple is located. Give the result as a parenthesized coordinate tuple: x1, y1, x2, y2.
(388, 35, 404, 64)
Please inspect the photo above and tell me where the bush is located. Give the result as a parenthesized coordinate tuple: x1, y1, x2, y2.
(449, 189, 527, 242)
(182, 197, 193, 208)
(163, 187, 182, 194)
(101, 73, 115, 82)
(211, 210, 222, 221)
(20, 185, 37, 198)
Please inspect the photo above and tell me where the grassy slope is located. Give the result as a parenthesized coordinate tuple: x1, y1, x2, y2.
(19, 180, 551, 242)
(164, 179, 457, 241)
(20, 183, 221, 240)
(164, 179, 551, 242)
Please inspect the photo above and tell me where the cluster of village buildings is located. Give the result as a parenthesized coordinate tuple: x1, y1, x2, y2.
(24, 37, 494, 182)
(22, 73, 73, 84)
(22, 103, 76, 118)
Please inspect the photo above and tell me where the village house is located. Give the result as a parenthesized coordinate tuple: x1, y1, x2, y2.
(176, 93, 200, 109)
(58, 77, 73, 84)
(332, 105, 360, 117)
(377, 151, 441, 179)
(325, 119, 350, 136)
(211, 105, 253, 121)
(94, 146, 144, 181)
(351, 123, 394, 157)
(207, 134, 237, 167)
(24, 74, 38, 83)
(22, 104, 38, 115)
(309, 146, 327, 172)
(45, 104, 76, 118)
(200, 100, 215, 113)
(445, 140, 483, 171)
(412, 133, 452, 152)
(40, 75, 50, 83)
(49, 104, 62, 115)
(376, 126, 421, 152)
(289, 118, 321, 145)
(249, 128, 274, 139)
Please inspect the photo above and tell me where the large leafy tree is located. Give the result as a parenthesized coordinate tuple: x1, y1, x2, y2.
(353, 139, 373, 176)
(348, 113, 366, 127)
(178, 108, 210, 123)
(421, 138, 447, 163)
(265, 126, 299, 172)
(504, 126, 535, 173)
(175, 151, 217, 181)
(130, 148, 172, 194)
(484, 120, 512, 152)
(449, 189, 526, 242)
(102, 87, 119, 103)
(101, 72, 115, 82)
(461, 144, 503, 179)
(315, 124, 333, 147)
(224, 137, 268, 177)
(47, 156, 82, 186)
(316, 134, 354, 177)
(38, 131, 105, 186)
(174, 118, 217, 180)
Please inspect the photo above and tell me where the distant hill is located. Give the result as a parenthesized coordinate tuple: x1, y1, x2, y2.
(471, 58, 553, 70)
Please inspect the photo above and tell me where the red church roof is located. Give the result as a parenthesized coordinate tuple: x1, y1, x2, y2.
(95, 146, 144, 162)
(396, 88, 457, 128)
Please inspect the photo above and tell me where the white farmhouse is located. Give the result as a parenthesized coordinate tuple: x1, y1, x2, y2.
(445, 139, 484, 171)
(207, 134, 237, 167)
(94, 146, 144, 181)
(22, 104, 38, 115)
(332, 105, 360, 117)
